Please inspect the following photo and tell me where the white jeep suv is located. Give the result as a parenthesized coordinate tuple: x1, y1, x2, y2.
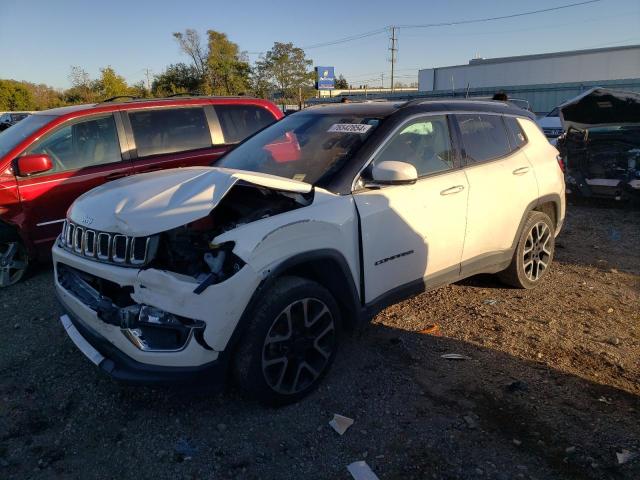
(53, 100, 565, 404)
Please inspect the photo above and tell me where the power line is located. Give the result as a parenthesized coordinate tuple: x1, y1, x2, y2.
(245, 0, 602, 54)
(396, 0, 602, 29)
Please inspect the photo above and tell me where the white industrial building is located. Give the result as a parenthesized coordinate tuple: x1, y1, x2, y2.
(418, 45, 640, 92)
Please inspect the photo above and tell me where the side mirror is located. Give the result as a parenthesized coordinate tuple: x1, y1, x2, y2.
(370, 160, 418, 185)
(16, 154, 53, 176)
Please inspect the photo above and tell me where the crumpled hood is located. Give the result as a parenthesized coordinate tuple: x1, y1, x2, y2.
(560, 87, 640, 131)
(68, 167, 312, 236)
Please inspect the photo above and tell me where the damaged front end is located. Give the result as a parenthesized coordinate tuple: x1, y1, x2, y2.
(56, 170, 313, 356)
(556, 88, 640, 200)
(57, 263, 206, 352)
(149, 183, 312, 292)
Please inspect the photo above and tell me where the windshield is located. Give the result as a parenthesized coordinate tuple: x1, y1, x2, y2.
(547, 107, 560, 117)
(0, 114, 55, 159)
(216, 113, 381, 184)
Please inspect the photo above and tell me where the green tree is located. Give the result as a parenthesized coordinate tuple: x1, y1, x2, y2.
(152, 63, 203, 96)
(94, 66, 131, 99)
(173, 29, 208, 85)
(206, 30, 250, 95)
(0, 80, 34, 110)
(254, 42, 314, 106)
(249, 57, 273, 99)
(335, 74, 348, 89)
(66, 66, 95, 103)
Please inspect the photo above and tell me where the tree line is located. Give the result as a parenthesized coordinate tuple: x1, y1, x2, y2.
(0, 29, 349, 111)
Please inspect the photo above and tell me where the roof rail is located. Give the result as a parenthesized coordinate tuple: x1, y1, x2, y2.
(101, 95, 140, 103)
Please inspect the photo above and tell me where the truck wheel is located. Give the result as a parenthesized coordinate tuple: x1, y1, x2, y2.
(498, 211, 555, 289)
(233, 276, 340, 406)
(0, 241, 29, 288)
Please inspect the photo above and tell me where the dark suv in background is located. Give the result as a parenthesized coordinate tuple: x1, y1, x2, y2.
(0, 96, 282, 287)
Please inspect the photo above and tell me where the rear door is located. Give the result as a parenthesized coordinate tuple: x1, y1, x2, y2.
(454, 113, 537, 275)
(353, 114, 469, 303)
(213, 104, 278, 153)
(16, 113, 131, 253)
(126, 105, 228, 175)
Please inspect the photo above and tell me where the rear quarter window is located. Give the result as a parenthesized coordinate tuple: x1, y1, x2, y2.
(128, 107, 211, 157)
(456, 114, 511, 163)
(215, 105, 277, 144)
(504, 116, 527, 150)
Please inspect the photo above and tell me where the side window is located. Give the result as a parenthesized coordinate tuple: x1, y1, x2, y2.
(128, 108, 211, 157)
(456, 114, 511, 163)
(504, 116, 527, 150)
(373, 115, 454, 177)
(215, 105, 277, 144)
(26, 115, 121, 173)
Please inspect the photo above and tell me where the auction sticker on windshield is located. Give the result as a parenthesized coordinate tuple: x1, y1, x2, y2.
(328, 123, 372, 134)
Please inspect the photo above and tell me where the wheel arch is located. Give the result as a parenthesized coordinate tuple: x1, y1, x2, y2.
(0, 219, 21, 243)
(227, 249, 361, 352)
(510, 193, 562, 252)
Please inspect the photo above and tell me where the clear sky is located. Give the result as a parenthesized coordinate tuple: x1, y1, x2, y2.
(1, 0, 639, 89)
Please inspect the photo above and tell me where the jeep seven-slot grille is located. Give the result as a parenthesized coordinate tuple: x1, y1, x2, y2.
(61, 220, 152, 266)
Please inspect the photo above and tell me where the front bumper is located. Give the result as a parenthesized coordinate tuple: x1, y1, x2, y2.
(52, 241, 261, 384)
(57, 304, 228, 387)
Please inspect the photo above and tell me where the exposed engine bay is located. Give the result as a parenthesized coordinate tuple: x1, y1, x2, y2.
(149, 183, 312, 289)
(558, 126, 640, 199)
(556, 87, 640, 200)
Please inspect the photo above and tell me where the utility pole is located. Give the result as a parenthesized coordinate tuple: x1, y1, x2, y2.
(143, 68, 153, 92)
(389, 26, 397, 93)
(381, 73, 384, 90)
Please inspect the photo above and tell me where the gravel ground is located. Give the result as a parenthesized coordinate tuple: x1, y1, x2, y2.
(1, 203, 639, 480)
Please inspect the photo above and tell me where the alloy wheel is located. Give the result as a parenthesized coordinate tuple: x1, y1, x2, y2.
(522, 221, 552, 282)
(0, 242, 28, 287)
(261, 298, 336, 395)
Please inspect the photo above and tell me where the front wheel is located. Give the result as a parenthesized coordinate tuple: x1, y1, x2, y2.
(233, 276, 340, 406)
(498, 211, 555, 289)
(0, 241, 29, 288)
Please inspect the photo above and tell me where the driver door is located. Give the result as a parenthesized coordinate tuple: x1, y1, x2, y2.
(15, 114, 131, 256)
(353, 115, 469, 304)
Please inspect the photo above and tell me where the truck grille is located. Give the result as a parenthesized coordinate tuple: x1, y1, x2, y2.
(60, 220, 155, 266)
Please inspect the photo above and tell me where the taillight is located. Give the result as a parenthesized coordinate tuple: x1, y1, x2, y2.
(556, 155, 565, 172)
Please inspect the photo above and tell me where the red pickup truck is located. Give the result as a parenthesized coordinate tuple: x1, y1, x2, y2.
(0, 96, 282, 287)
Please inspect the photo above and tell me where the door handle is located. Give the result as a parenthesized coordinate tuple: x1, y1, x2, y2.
(440, 185, 465, 196)
(512, 166, 530, 175)
(105, 172, 127, 180)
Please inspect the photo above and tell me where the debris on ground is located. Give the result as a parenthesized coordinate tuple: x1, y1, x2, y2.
(617, 449, 637, 465)
(463, 414, 478, 429)
(329, 414, 354, 435)
(483, 299, 498, 305)
(347, 460, 380, 480)
(418, 324, 440, 335)
(441, 353, 471, 360)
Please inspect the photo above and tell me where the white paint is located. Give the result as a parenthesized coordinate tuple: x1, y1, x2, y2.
(68, 166, 311, 236)
(54, 114, 565, 375)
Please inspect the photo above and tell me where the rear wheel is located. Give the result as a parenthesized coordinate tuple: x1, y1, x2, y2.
(498, 211, 555, 289)
(0, 241, 29, 288)
(233, 276, 340, 406)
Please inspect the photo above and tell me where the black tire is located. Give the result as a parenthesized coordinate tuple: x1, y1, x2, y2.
(0, 240, 29, 288)
(498, 211, 555, 289)
(232, 276, 341, 406)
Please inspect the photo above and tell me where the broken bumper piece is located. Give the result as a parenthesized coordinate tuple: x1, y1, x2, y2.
(51, 241, 258, 386)
(57, 306, 228, 387)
